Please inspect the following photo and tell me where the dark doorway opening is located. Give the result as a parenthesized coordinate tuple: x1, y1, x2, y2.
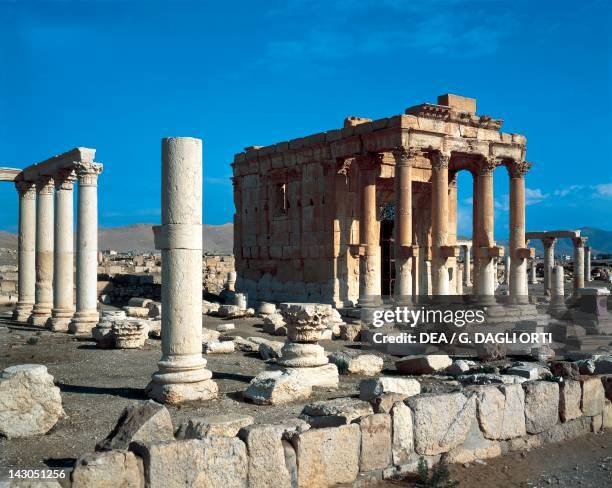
(380, 218, 395, 297)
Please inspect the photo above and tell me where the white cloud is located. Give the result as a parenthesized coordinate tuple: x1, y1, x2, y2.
(525, 188, 548, 205)
(595, 183, 612, 198)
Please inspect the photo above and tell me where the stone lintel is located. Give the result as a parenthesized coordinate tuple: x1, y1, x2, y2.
(525, 230, 581, 240)
(21, 147, 97, 182)
(0, 167, 21, 182)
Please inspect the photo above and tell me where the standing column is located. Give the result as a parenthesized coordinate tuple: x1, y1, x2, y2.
(12, 180, 37, 322)
(471, 173, 480, 295)
(69, 163, 103, 335)
(508, 160, 530, 302)
(28, 177, 54, 326)
(48, 170, 76, 331)
(529, 259, 537, 284)
(542, 237, 556, 297)
(474, 156, 497, 297)
(463, 245, 472, 286)
(584, 246, 591, 283)
(147, 137, 218, 404)
(357, 155, 382, 307)
(393, 147, 414, 302)
(548, 265, 566, 316)
(572, 237, 586, 294)
(431, 151, 451, 295)
(503, 255, 511, 285)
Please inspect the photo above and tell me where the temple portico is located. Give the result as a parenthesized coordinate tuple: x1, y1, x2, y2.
(232, 94, 532, 306)
(0, 148, 103, 333)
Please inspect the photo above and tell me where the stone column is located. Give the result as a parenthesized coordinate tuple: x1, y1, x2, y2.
(226, 271, 237, 291)
(48, 170, 76, 331)
(146, 137, 217, 404)
(474, 156, 497, 297)
(548, 265, 566, 316)
(69, 163, 103, 335)
(431, 151, 450, 295)
(463, 245, 472, 286)
(542, 237, 556, 297)
(507, 160, 530, 302)
(503, 255, 510, 285)
(28, 177, 54, 326)
(392, 147, 414, 302)
(12, 180, 37, 322)
(471, 174, 480, 294)
(572, 237, 586, 294)
(357, 155, 382, 307)
(584, 246, 591, 283)
(529, 259, 537, 284)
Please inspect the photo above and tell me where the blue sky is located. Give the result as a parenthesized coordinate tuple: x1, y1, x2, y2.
(0, 0, 610, 238)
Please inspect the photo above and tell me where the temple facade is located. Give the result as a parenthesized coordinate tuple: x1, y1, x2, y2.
(231, 94, 532, 307)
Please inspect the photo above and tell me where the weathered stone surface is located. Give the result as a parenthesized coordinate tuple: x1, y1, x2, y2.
(458, 373, 527, 385)
(216, 322, 235, 332)
(280, 303, 333, 342)
(371, 392, 410, 414)
(550, 361, 580, 380)
(148, 319, 161, 339)
(591, 413, 603, 432)
(112, 319, 149, 349)
(232, 336, 260, 352)
(536, 417, 591, 444)
(218, 304, 245, 318)
(339, 323, 361, 341)
(559, 380, 582, 422)
(244, 370, 312, 405)
(359, 377, 421, 402)
(239, 420, 309, 488)
(258, 340, 284, 360)
(473, 384, 526, 440)
(279, 363, 340, 389)
(446, 359, 477, 376)
(293, 424, 360, 488)
(202, 300, 220, 314)
(443, 419, 501, 464)
(581, 376, 605, 416)
(128, 297, 152, 308)
(523, 381, 559, 434)
(396, 354, 452, 374)
(131, 437, 248, 488)
(347, 355, 384, 376)
(257, 302, 277, 315)
(356, 413, 392, 471)
(407, 392, 476, 455)
(123, 306, 150, 318)
(96, 400, 174, 451)
(263, 313, 286, 335)
(390, 401, 413, 466)
(202, 328, 221, 345)
(204, 341, 235, 354)
(603, 399, 612, 429)
(175, 414, 254, 439)
(506, 363, 544, 380)
(0, 364, 65, 438)
(300, 397, 374, 428)
(278, 343, 327, 367)
(72, 450, 144, 488)
(594, 357, 612, 374)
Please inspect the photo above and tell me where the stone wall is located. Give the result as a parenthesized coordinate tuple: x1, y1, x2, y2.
(72, 375, 611, 487)
(0, 264, 18, 303)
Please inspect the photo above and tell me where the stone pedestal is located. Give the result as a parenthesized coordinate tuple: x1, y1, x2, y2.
(146, 137, 217, 405)
(29, 177, 54, 326)
(48, 171, 76, 331)
(70, 163, 103, 335)
(13, 180, 36, 322)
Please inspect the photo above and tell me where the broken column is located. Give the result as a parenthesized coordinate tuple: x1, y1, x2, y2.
(29, 176, 54, 326)
(48, 170, 76, 331)
(542, 237, 556, 297)
(226, 271, 237, 292)
(69, 163, 103, 335)
(146, 137, 218, 404)
(12, 180, 36, 322)
(572, 237, 586, 295)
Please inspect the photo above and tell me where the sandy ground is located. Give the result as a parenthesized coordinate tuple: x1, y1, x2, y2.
(1, 305, 611, 487)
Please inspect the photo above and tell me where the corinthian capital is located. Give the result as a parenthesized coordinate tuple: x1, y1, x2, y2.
(476, 155, 498, 176)
(430, 150, 450, 170)
(54, 168, 77, 191)
(36, 176, 55, 195)
(392, 146, 421, 166)
(75, 162, 103, 187)
(506, 160, 532, 179)
(15, 179, 36, 200)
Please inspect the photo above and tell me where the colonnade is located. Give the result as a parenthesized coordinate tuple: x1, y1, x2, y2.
(9, 149, 103, 334)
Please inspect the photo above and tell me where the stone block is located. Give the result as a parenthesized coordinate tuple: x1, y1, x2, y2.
(359, 377, 421, 402)
(559, 380, 582, 422)
(581, 376, 605, 416)
(391, 401, 413, 466)
(300, 397, 374, 428)
(407, 392, 476, 455)
(204, 341, 235, 354)
(175, 414, 254, 439)
(474, 384, 526, 440)
(72, 450, 144, 488)
(603, 400, 612, 429)
(371, 392, 410, 414)
(292, 424, 361, 488)
(356, 413, 392, 472)
(395, 354, 452, 374)
(523, 381, 559, 434)
(244, 370, 312, 405)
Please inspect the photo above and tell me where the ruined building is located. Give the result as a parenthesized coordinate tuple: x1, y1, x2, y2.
(231, 94, 531, 307)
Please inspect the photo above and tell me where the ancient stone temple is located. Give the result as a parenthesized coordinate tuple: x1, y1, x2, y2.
(232, 94, 532, 307)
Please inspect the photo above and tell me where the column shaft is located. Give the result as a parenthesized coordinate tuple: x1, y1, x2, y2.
(358, 160, 381, 306)
(69, 163, 102, 334)
(147, 137, 217, 404)
(542, 237, 556, 297)
(471, 174, 480, 294)
(572, 237, 586, 294)
(49, 171, 76, 331)
(29, 177, 54, 326)
(463, 245, 472, 286)
(393, 148, 413, 301)
(475, 157, 497, 297)
(584, 246, 591, 283)
(13, 180, 36, 322)
(431, 151, 450, 295)
(508, 162, 530, 301)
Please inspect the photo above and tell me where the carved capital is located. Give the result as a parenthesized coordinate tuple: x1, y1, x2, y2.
(337, 157, 354, 175)
(36, 176, 55, 195)
(75, 162, 103, 187)
(430, 151, 450, 170)
(542, 237, 557, 248)
(572, 237, 587, 248)
(476, 155, 498, 176)
(15, 180, 36, 200)
(54, 169, 77, 191)
(391, 146, 420, 166)
(506, 160, 532, 179)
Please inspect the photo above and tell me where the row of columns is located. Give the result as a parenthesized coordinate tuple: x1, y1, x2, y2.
(541, 236, 588, 296)
(12, 163, 102, 334)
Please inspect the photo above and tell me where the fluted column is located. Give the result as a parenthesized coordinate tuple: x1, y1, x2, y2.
(507, 160, 531, 302)
(12, 180, 37, 322)
(147, 137, 218, 404)
(584, 246, 591, 283)
(48, 170, 76, 331)
(572, 237, 586, 294)
(29, 177, 54, 326)
(542, 237, 556, 297)
(392, 147, 414, 302)
(358, 155, 382, 307)
(474, 156, 497, 297)
(463, 245, 472, 286)
(69, 163, 103, 335)
(431, 151, 451, 295)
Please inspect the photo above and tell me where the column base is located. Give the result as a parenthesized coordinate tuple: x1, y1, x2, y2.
(146, 356, 218, 405)
(69, 310, 100, 336)
(28, 304, 53, 327)
(47, 308, 75, 332)
(357, 296, 383, 308)
(12, 303, 34, 322)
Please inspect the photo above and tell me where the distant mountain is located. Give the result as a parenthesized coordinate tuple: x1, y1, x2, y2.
(0, 223, 234, 254)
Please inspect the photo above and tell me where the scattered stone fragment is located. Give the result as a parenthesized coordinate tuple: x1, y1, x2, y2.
(122, 306, 150, 318)
(594, 357, 612, 374)
(217, 304, 244, 318)
(263, 313, 287, 335)
(396, 354, 453, 374)
(72, 450, 144, 488)
(128, 297, 152, 308)
(339, 323, 361, 341)
(459, 373, 527, 385)
(550, 361, 580, 380)
(258, 340, 285, 360)
(216, 323, 235, 332)
(0, 364, 65, 439)
(446, 359, 477, 376)
(530, 344, 555, 362)
(300, 397, 373, 428)
(257, 302, 277, 316)
(202, 300, 220, 314)
(244, 370, 312, 405)
(359, 377, 421, 402)
(147, 301, 162, 318)
(175, 414, 254, 439)
(506, 363, 546, 380)
(232, 336, 260, 352)
(204, 341, 235, 354)
(201, 328, 221, 345)
(148, 319, 161, 339)
(347, 355, 384, 376)
(96, 400, 174, 451)
(112, 319, 149, 349)
(371, 392, 410, 414)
